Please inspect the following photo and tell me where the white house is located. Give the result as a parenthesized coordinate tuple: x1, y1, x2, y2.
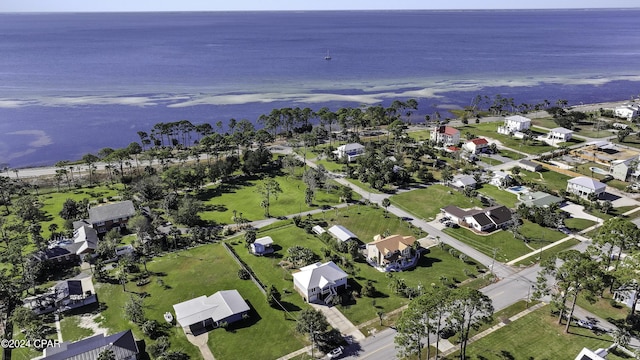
(547, 127, 573, 143)
(574, 347, 608, 360)
(173, 290, 250, 332)
(614, 104, 640, 120)
(333, 143, 365, 162)
(328, 225, 358, 242)
(430, 126, 460, 146)
(489, 171, 513, 188)
(609, 156, 639, 181)
(442, 205, 513, 232)
(452, 174, 477, 189)
(498, 115, 531, 134)
(463, 138, 489, 154)
(566, 176, 606, 199)
(292, 261, 348, 304)
(518, 159, 542, 172)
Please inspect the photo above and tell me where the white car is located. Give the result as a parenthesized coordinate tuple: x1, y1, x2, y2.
(577, 319, 594, 329)
(327, 346, 344, 359)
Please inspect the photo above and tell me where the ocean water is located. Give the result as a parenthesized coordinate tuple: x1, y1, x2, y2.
(1, 9, 640, 167)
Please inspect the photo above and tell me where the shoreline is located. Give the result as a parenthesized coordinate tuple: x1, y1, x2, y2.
(1, 98, 635, 177)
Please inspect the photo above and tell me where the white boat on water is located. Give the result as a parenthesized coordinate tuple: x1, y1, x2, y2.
(324, 50, 331, 60)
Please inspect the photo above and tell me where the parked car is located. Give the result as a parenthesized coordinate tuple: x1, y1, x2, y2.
(327, 346, 344, 359)
(577, 319, 594, 330)
(558, 226, 571, 235)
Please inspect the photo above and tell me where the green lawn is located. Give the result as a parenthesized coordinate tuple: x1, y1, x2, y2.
(312, 158, 345, 173)
(531, 117, 613, 138)
(497, 149, 526, 160)
(513, 238, 581, 267)
(458, 306, 619, 359)
(390, 185, 484, 221)
(564, 218, 597, 231)
(576, 291, 630, 325)
(198, 174, 342, 225)
(95, 244, 307, 360)
(476, 184, 519, 208)
(407, 129, 431, 142)
(38, 184, 124, 238)
(59, 315, 94, 341)
(518, 168, 571, 194)
(444, 221, 565, 262)
(344, 178, 385, 194)
(230, 208, 481, 326)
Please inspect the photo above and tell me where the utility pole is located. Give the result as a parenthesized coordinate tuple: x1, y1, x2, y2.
(491, 247, 499, 280)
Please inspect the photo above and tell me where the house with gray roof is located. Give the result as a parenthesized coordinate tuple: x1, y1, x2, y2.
(173, 290, 250, 332)
(328, 225, 358, 242)
(566, 176, 606, 199)
(293, 261, 348, 304)
(519, 191, 564, 208)
(250, 236, 274, 256)
(32, 225, 99, 264)
(88, 200, 136, 234)
(442, 205, 513, 233)
(452, 174, 477, 189)
(518, 159, 542, 172)
(41, 329, 138, 360)
(333, 143, 365, 162)
(24, 276, 97, 315)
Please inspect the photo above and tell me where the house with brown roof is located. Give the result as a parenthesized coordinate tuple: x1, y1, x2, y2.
(430, 126, 460, 146)
(366, 234, 419, 272)
(463, 138, 489, 154)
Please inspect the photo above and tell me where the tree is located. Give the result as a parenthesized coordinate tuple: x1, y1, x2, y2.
(286, 245, 320, 268)
(591, 217, 639, 271)
(59, 198, 82, 220)
(540, 250, 604, 333)
(339, 185, 353, 203)
(448, 288, 494, 359)
(13, 196, 43, 223)
(617, 127, 632, 143)
(175, 196, 203, 227)
(97, 349, 116, 360)
(124, 295, 145, 324)
(244, 229, 257, 248)
(381, 198, 391, 217)
(295, 308, 330, 354)
(612, 327, 631, 350)
(256, 178, 282, 217)
(395, 303, 427, 360)
(267, 284, 282, 308)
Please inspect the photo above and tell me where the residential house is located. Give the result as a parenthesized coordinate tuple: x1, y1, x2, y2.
(40, 329, 138, 360)
(250, 236, 274, 256)
(519, 191, 564, 208)
(173, 290, 250, 332)
(88, 200, 136, 234)
(328, 225, 358, 242)
(463, 138, 489, 154)
(518, 159, 543, 172)
(311, 225, 326, 235)
(24, 276, 97, 315)
(292, 261, 348, 304)
(498, 115, 531, 134)
(613, 284, 639, 312)
(442, 205, 513, 232)
(31, 225, 99, 264)
(366, 234, 419, 272)
(574, 347, 608, 360)
(609, 156, 639, 181)
(614, 104, 640, 120)
(547, 127, 573, 143)
(430, 126, 461, 146)
(489, 171, 513, 188)
(566, 177, 606, 199)
(452, 175, 477, 189)
(333, 143, 365, 162)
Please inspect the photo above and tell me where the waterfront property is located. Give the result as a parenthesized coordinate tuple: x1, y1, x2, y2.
(333, 143, 365, 162)
(614, 103, 640, 120)
(292, 261, 348, 304)
(498, 115, 531, 134)
(88, 200, 136, 234)
(173, 290, 250, 333)
(41, 329, 138, 360)
(365, 234, 419, 272)
(430, 125, 461, 146)
(566, 176, 606, 199)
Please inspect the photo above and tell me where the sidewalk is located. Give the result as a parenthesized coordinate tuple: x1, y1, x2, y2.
(506, 235, 578, 266)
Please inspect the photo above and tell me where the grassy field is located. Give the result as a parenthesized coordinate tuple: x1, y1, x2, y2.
(458, 306, 620, 360)
(444, 221, 565, 262)
(344, 178, 385, 194)
(518, 168, 571, 193)
(564, 218, 597, 231)
(576, 291, 630, 325)
(38, 184, 124, 238)
(531, 117, 614, 138)
(497, 149, 526, 160)
(59, 315, 95, 341)
(94, 244, 307, 360)
(513, 238, 581, 267)
(312, 158, 345, 173)
(390, 185, 484, 221)
(476, 184, 519, 208)
(407, 129, 431, 142)
(198, 173, 342, 225)
(229, 207, 481, 326)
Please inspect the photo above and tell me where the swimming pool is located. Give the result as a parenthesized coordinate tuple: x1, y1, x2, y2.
(589, 167, 609, 175)
(508, 186, 529, 193)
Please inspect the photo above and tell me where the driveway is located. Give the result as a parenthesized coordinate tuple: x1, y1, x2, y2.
(561, 202, 603, 223)
(309, 303, 365, 341)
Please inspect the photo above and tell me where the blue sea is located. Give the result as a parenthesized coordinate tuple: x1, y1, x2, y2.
(1, 9, 640, 168)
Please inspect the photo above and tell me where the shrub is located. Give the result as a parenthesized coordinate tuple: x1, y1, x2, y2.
(238, 268, 250, 280)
